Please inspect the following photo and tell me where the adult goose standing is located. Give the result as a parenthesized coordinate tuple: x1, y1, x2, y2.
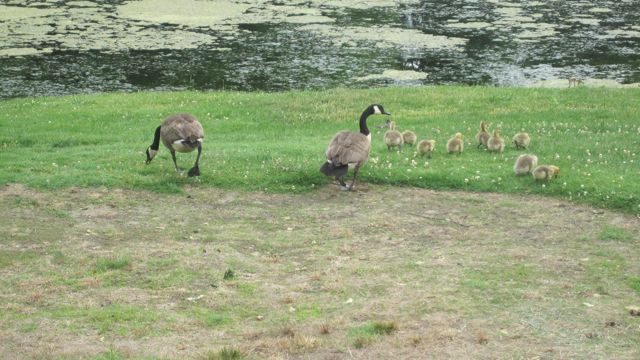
(320, 104, 391, 190)
(145, 113, 204, 177)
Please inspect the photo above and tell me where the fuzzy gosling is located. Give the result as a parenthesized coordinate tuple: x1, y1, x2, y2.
(513, 132, 530, 149)
(145, 113, 204, 177)
(402, 130, 417, 147)
(475, 121, 490, 148)
(513, 154, 538, 176)
(383, 121, 404, 151)
(487, 129, 505, 153)
(417, 139, 436, 158)
(447, 133, 464, 154)
(532, 165, 560, 181)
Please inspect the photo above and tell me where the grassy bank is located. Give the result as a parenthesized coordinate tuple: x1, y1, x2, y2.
(1, 87, 639, 213)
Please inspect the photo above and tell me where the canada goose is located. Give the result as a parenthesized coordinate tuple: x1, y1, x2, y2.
(486, 129, 505, 153)
(417, 139, 436, 158)
(475, 121, 490, 148)
(513, 154, 538, 175)
(568, 77, 584, 87)
(532, 165, 560, 181)
(320, 104, 391, 190)
(383, 121, 404, 151)
(512, 132, 530, 149)
(145, 113, 204, 177)
(446, 133, 464, 154)
(402, 130, 417, 147)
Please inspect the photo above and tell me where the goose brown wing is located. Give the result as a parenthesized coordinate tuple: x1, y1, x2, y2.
(161, 114, 205, 144)
(325, 131, 371, 166)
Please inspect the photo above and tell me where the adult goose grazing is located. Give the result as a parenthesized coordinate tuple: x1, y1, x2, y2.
(145, 113, 204, 177)
(320, 104, 391, 190)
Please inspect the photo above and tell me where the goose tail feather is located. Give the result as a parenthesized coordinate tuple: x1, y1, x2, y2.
(320, 161, 348, 177)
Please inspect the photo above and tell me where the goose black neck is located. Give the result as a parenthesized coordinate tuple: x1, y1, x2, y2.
(150, 126, 161, 150)
(359, 108, 373, 136)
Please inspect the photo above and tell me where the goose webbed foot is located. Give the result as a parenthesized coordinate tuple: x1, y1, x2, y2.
(188, 165, 200, 177)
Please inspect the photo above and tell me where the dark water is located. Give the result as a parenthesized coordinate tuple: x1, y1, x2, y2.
(1, 0, 639, 99)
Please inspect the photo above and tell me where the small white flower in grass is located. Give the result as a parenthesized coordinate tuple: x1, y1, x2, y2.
(464, 178, 469, 184)
(567, 155, 571, 160)
(542, 184, 546, 188)
(555, 153, 560, 160)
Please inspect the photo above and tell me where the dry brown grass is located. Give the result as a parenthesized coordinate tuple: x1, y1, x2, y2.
(1, 183, 640, 359)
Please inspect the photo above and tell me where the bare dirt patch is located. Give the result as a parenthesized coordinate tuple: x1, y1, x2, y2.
(1, 183, 639, 359)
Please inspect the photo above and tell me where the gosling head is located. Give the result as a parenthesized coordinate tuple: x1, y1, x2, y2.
(455, 132, 464, 140)
(550, 165, 560, 177)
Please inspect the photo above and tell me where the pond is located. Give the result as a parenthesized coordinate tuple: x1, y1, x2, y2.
(1, 0, 639, 98)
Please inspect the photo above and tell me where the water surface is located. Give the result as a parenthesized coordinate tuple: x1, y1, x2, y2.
(1, 0, 639, 98)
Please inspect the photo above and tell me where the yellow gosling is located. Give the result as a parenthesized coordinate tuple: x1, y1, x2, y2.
(475, 121, 490, 148)
(402, 130, 417, 147)
(487, 129, 505, 153)
(447, 132, 464, 154)
(532, 165, 560, 181)
(384, 121, 404, 151)
(513, 132, 531, 149)
(513, 154, 538, 175)
(417, 139, 436, 158)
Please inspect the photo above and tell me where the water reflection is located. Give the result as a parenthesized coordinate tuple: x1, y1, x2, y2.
(0, 0, 638, 98)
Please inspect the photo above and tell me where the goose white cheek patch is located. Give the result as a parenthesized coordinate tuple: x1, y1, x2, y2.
(373, 105, 381, 114)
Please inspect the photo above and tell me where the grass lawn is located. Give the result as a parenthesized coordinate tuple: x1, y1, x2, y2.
(0, 86, 639, 213)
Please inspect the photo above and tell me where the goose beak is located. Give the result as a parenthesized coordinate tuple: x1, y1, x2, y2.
(383, 111, 391, 115)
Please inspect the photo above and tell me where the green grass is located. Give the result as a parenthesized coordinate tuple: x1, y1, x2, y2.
(350, 321, 398, 348)
(1, 87, 639, 213)
(629, 277, 640, 294)
(200, 347, 244, 360)
(599, 225, 634, 241)
(95, 256, 132, 273)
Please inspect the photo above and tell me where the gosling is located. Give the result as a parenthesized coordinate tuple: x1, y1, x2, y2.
(475, 121, 490, 149)
(383, 121, 404, 151)
(446, 133, 464, 154)
(532, 165, 560, 181)
(512, 132, 530, 149)
(402, 130, 417, 147)
(417, 139, 436, 158)
(486, 129, 505, 153)
(513, 154, 538, 176)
